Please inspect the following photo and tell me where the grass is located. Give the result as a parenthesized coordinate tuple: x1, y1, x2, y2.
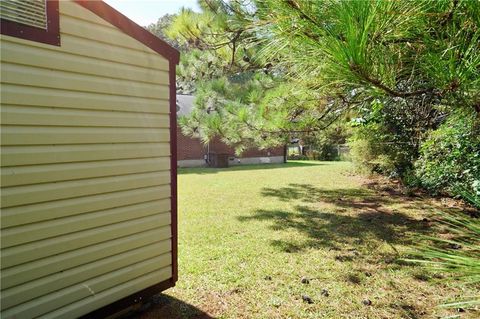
(140, 161, 478, 319)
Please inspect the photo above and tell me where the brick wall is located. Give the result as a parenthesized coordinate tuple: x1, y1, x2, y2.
(177, 127, 206, 160)
(177, 128, 285, 160)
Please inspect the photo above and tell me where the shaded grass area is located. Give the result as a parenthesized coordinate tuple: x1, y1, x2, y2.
(177, 161, 321, 174)
(139, 161, 477, 319)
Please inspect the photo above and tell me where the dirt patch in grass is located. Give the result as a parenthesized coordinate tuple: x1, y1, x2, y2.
(126, 294, 214, 319)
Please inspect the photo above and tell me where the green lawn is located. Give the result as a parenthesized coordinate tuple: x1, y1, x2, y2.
(142, 161, 476, 319)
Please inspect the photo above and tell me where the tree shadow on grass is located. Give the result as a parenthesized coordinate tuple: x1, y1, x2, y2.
(239, 205, 432, 253)
(261, 183, 425, 208)
(238, 183, 436, 253)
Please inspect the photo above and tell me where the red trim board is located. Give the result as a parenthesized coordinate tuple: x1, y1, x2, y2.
(169, 61, 179, 283)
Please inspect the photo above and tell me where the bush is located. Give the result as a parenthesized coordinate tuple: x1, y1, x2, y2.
(348, 124, 412, 177)
(299, 124, 351, 161)
(348, 137, 378, 172)
(305, 149, 320, 160)
(415, 110, 480, 196)
(318, 144, 340, 161)
(288, 154, 309, 160)
(347, 94, 442, 178)
(306, 146, 340, 161)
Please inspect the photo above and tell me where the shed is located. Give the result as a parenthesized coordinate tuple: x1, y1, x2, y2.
(0, 1, 179, 318)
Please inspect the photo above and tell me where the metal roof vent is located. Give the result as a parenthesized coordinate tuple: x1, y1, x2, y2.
(0, 0, 48, 30)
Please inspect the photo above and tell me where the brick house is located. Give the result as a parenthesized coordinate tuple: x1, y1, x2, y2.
(177, 95, 286, 167)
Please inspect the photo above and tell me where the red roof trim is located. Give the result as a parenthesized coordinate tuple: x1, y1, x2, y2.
(74, 0, 179, 64)
(0, 0, 60, 46)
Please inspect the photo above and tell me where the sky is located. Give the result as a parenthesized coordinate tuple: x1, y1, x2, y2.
(104, 0, 201, 26)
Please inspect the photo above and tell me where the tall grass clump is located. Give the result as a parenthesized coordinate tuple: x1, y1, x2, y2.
(409, 191, 480, 309)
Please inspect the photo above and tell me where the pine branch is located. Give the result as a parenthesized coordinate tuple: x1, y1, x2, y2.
(349, 62, 433, 98)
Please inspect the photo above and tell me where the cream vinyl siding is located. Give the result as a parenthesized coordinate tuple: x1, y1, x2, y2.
(0, 1, 173, 318)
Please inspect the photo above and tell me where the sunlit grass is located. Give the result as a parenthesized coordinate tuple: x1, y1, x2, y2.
(157, 161, 478, 318)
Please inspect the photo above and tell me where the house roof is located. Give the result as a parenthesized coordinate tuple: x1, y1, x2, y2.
(75, 0, 179, 64)
(176, 94, 195, 116)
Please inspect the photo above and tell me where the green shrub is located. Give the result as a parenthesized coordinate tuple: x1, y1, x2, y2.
(305, 149, 320, 160)
(318, 144, 340, 161)
(347, 94, 440, 178)
(349, 137, 381, 172)
(288, 154, 309, 160)
(348, 123, 412, 177)
(306, 146, 340, 161)
(415, 110, 480, 196)
(299, 124, 351, 162)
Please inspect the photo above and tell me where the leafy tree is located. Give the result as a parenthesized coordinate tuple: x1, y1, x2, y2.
(254, 0, 479, 187)
(298, 124, 351, 160)
(168, 0, 478, 138)
(165, 0, 479, 191)
(257, 0, 479, 111)
(348, 95, 444, 177)
(167, 1, 356, 151)
(147, 14, 182, 49)
(165, 2, 266, 95)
